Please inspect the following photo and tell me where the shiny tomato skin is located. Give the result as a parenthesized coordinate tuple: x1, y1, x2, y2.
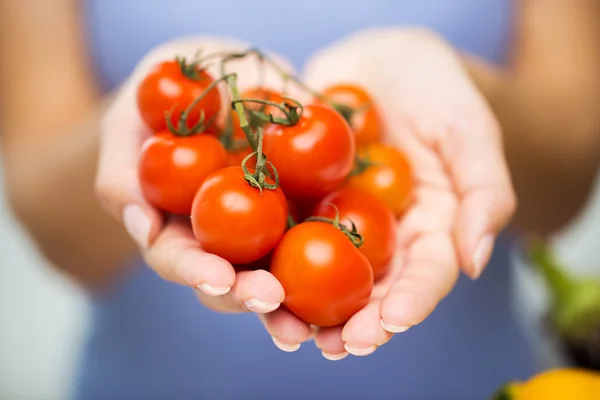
(313, 187, 396, 280)
(191, 166, 288, 265)
(270, 221, 373, 327)
(320, 83, 384, 148)
(138, 132, 227, 215)
(136, 60, 221, 133)
(348, 144, 413, 217)
(262, 104, 356, 199)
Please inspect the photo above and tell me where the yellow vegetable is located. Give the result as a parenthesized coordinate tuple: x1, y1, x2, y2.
(493, 368, 600, 400)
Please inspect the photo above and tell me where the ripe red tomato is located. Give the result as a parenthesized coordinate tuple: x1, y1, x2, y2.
(191, 166, 288, 265)
(313, 187, 396, 280)
(320, 83, 384, 148)
(262, 104, 356, 199)
(270, 221, 373, 327)
(347, 144, 413, 216)
(136, 59, 221, 133)
(138, 132, 227, 215)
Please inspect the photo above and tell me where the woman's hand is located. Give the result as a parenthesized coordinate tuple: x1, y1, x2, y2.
(94, 37, 312, 321)
(261, 28, 516, 359)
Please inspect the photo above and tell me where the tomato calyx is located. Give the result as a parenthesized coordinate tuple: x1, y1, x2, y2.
(175, 53, 208, 81)
(305, 204, 364, 248)
(165, 73, 231, 137)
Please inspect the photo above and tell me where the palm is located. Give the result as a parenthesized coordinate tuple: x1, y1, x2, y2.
(262, 29, 513, 358)
(264, 116, 461, 358)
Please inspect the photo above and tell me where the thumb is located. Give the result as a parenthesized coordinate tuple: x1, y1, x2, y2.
(95, 91, 162, 249)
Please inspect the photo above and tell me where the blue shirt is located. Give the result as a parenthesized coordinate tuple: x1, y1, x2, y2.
(77, 1, 537, 399)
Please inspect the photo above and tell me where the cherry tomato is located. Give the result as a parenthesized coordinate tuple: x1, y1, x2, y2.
(270, 221, 373, 327)
(347, 144, 413, 216)
(262, 104, 356, 199)
(313, 187, 396, 280)
(136, 59, 221, 133)
(138, 132, 227, 215)
(191, 166, 288, 265)
(320, 83, 384, 148)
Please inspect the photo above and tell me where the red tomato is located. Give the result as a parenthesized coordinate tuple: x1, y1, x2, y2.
(347, 144, 413, 216)
(270, 221, 373, 327)
(262, 104, 356, 199)
(191, 166, 288, 264)
(136, 59, 221, 133)
(313, 187, 396, 280)
(138, 132, 227, 215)
(320, 83, 384, 148)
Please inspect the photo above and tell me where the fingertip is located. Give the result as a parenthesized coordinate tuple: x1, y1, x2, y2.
(379, 319, 411, 334)
(341, 302, 393, 353)
(233, 269, 285, 309)
(314, 326, 345, 356)
(469, 233, 495, 279)
(187, 251, 237, 290)
(260, 308, 312, 347)
(122, 203, 163, 248)
(380, 286, 436, 329)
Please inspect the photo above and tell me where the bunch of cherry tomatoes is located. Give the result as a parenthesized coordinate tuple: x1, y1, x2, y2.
(135, 49, 413, 328)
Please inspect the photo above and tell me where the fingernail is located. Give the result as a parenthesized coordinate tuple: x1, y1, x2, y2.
(197, 282, 231, 296)
(321, 351, 349, 361)
(243, 298, 280, 313)
(122, 204, 151, 248)
(380, 319, 411, 333)
(272, 336, 301, 352)
(472, 234, 494, 279)
(344, 344, 377, 356)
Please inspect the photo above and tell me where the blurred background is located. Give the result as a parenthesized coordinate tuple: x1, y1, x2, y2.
(0, 166, 89, 399)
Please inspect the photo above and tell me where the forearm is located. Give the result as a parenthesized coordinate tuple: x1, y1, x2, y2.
(2, 105, 138, 290)
(493, 77, 600, 234)
(467, 0, 600, 234)
(4, 121, 138, 290)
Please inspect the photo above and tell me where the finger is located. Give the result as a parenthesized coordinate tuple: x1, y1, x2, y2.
(196, 269, 284, 314)
(314, 326, 347, 361)
(144, 219, 235, 294)
(342, 301, 394, 357)
(259, 308, 313, 353)
(380, 231, 459, 331)
(441, 115, 516, 279)
(96, 95, 161, 248)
